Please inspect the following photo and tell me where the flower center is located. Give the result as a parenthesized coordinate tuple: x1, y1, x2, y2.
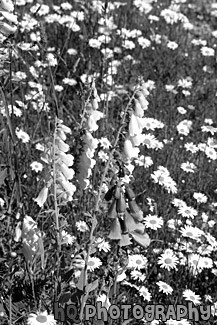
(186, 232, 193, 237)
(36, 315, 47, 323)
(136, 259, 142, 264)
(162, 285, 168, 289)
(164, 258, 172, 264)
(150, 219, 157, 224)
(88, 261, 95, 267)
(189, 295, 195, 300)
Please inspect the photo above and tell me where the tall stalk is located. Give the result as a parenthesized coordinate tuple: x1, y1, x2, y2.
(79, 90, 137, 322)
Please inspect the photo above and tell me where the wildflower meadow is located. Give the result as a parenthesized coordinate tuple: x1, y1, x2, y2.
(1, 0, 217, 324)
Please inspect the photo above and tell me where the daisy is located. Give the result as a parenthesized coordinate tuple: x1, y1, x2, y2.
(177, 106, 187, 114)
(208, 137, 217, 148)
(204, 146, 217, 160)
(205, 233, 217, 248)
(180, 162, 196, 173)
(99, 137, 111, 149)
(98, 150, 109, 162)
(188, 253, 203, 274)
(182, 289, 201, 305)
(156, 281, 173, 295)
(142, 133, 157, 148)
(201, 46, 215, 56)
(138, 286, 152, 302)
(67, 48, 78, 55)
(193, 192, 208, 203)
(76, 221, 89, 232)
(61, 230, 75, 245)
(15, 128, 30, 143)
(178, 205, 198, 219)
(172, 198, 186, 208)
(184, 142, 198, 153)
(127, 254, 148, 270)
(177, 77, 193, 89)
(180, 225, 203, 241)
(87, 257, 102, 271)
(208, 220, 215, 228)
(144, 214, 163, 230)
(30, 161, 43, 173)
(200, 257, 213, 269)
(198, 244, 213, 256)
(201, 125, 217, 135)
(167, 41, 178, 50)
(35, 143, 45, 151)
(95, 238, 111, 252)
(27, 310, 56, 325)
(130, 270, 146, 282)
(62, 78, 77, 86)
(158, 249, 179, 271)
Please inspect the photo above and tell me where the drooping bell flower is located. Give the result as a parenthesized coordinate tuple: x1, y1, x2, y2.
(123, 138, 139, 160)
(22, 215, 44, 269)
(108, 218, 122, 240)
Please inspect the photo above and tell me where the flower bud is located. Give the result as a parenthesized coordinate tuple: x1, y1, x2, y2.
(134, 98, 144, 117)
(125, 185, 135, 201)
(0, 21, 16, 36)
(104, 186, 115, 201)
(119, 234, 131, 247)
(0, 11, 17, 24)
(107, 199, 117, 219)
(116, 192, 126, 213)
(0, 0, 14, 12)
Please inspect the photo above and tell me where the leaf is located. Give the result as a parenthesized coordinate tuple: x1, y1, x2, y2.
(130, 231, 150, 248)
(58, 292, 72, 304)
(86, 279, 99, 293)
(38, 236, 45, 270)
(0, 258, 6, 263)
(63, 268, 74, 282)
(76, 270, 84, 291)
(0, 168, 7, 187)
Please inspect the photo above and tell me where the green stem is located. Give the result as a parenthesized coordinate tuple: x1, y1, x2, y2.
(79, 90, 137, 322)
(53, 117, 61, 298)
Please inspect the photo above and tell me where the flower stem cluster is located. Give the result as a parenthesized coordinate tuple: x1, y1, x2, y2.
(105, 174, 150, 248)
(77, 82, 104, 189)
(0, 0, 17, 37)
(34, 119, 76, 206)
(123, 82, 150, 160)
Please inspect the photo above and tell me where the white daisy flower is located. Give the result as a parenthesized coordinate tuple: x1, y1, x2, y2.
(15, 128, 30, 143)
(156, 281, 173, 295)
(180, 162, 196, 173)
(27, 310, 56, 325)
(144, 214, 163, 230)
(30, 161, 43, 173)
(180, 225, 203, 241)
(76, 221, 89, 232)
(87, 257, 102, 271)
(138, 286, 152, 302)
(99, 137, 111, 149)
(178, 205, 198, 219)
(130, 270, 146, 282)
(184, 142, 198, 153)
(182, 289, 201, 305)
(158, 249, 179, 271)
(95, 238, 111, 252)
(193, 192, 208, 203)
(127, 254, 148, 270)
